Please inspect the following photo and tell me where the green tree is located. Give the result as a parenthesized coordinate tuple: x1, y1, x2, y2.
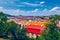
(50, 15, 60, 24)
(43, 24, 58, 40)
(6, 21, 29, 40)
(0, 12, 7, 38)
(37, 15, 60, 40)
(5, 21, 18, 40)
(16, 28, 28, 40)
(0, 12, 7, 23)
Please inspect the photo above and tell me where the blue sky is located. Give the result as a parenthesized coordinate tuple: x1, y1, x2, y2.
(0, 0, 60, 16)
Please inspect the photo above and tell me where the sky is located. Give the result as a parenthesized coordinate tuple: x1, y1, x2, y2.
(0, 0, 60, 16)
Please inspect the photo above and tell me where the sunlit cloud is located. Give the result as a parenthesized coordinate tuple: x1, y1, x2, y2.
(40, 1, 45, 5)
(49, 7, 60, 12)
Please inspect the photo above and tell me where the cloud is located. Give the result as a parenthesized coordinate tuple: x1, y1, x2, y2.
(40, 1, 45, 5)
(33, 9, 39, 12)
(0, 7, 3, 9)
(21, 1, 45, 6)
(49, 7, 60, 12)
(21, 2, 39, 6)
(0, 6, 60, 16)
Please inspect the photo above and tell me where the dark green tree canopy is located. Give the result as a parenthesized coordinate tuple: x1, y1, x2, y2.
(0, 12, 7, 22)
(50, 15, 60, 23)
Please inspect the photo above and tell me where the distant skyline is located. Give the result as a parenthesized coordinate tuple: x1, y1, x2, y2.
(0, 0, 60, 16)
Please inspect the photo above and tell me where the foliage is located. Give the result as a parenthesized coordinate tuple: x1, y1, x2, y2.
(42, 24, 59, 40)
(42, 15, 60, 40)
(0, 12, 34, 40)
(37, 15, 60, 40)
(5, 21, 29, 40)
(0, 12, 7, 38)
(49, 15, 60, 23)
(36, 35, 43, 40)
(0, 12, 7, 23)
(15, 28, 28, 40)
(5, 22, 18, 40)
